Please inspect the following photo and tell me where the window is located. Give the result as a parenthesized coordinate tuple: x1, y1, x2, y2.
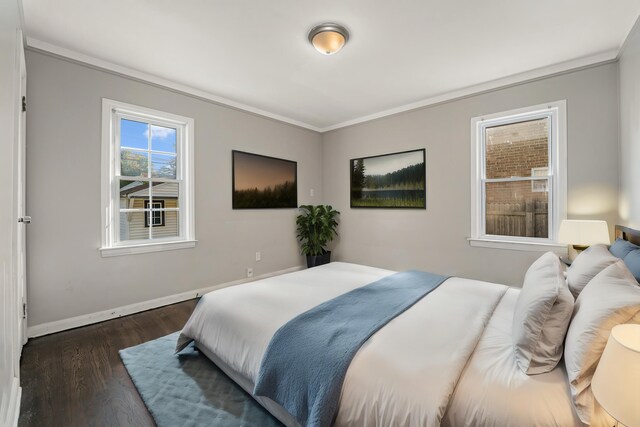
(531, 167, 549, 193)
(469, 101, 567, 251)
(144, 200, 165, 227)
(100, 99, 195, 256)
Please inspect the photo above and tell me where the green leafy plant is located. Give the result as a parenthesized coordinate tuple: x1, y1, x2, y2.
(296, 205, 340, 256)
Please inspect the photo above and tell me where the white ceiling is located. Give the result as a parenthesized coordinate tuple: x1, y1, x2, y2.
(22, 1, 640, 131)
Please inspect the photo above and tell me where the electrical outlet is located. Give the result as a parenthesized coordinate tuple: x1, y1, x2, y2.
(256, 252, 261, 261)
(247, 267, 253, 278)
(310, 188, 315, 197)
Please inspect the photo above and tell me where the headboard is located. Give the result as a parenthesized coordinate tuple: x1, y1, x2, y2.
(615, 225, 640, 246)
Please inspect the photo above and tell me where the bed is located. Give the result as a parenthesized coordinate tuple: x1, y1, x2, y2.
(177, 226, 640, 427)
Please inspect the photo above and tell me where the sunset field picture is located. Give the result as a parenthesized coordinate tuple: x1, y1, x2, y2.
(232, 151, 297, 209)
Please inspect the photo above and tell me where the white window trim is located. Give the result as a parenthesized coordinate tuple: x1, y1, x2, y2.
(469, 100, 567, 252)
(100, 98, 196, 257)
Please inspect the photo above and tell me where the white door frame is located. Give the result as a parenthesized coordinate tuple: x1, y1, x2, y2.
(1, 27, 25, 427)
(16, 33, 27, 349)
(12, 32, 27, 376)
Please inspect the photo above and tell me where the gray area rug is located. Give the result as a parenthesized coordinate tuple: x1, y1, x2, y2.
(119, 332, 282, 427)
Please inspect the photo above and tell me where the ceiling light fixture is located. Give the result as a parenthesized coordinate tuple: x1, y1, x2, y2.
(308, 23, 350, 55)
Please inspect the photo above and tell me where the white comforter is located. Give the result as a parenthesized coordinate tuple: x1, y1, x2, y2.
(178, 262, 512, 426)
(442, 288, 583, 427)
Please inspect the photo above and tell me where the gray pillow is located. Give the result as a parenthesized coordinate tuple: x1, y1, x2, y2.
(566, 244, 618, 298)
(564, 260, 640, 424)
(512, 252, 574, 375)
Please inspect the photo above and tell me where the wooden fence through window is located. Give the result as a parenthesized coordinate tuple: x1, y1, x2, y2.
(486, 200, 548, 238)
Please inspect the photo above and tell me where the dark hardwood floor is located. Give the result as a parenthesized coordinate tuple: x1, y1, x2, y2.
(19, 299, 198, 427)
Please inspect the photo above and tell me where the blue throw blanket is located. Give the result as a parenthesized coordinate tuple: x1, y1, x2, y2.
(253, 270, 449, 427)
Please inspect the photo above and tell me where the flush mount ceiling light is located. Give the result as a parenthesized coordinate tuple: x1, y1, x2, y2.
(308, 23, 350, 55)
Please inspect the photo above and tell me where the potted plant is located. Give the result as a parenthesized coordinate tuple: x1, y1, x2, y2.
(296, 205, 340, 268)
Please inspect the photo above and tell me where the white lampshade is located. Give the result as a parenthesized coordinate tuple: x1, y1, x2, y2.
(591, 324, 640, 427)
(557, 220, 610, 247)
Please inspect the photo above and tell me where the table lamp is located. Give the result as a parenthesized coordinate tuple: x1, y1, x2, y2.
(591, 324, 640, 427)
(558, 220, 610, 251)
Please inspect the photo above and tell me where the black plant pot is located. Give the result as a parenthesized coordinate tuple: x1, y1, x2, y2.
(306, 251, 331, 268)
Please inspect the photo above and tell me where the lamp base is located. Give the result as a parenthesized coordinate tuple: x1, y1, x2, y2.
(572, 244, 589, 252)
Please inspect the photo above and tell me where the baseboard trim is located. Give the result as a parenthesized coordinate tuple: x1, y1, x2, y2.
(2, 377, 21, 427)
(27, 265, 304, 338)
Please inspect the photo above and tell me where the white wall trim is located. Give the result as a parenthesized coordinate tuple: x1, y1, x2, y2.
(99, 240, 197, 257)
(25, 37, 618, 134)
(468, 238, 568, 253)
(25, 37, 323, 133)
(2, 378, 21, 427)
(27, 265, 304, 338)
(322, 50, 617, 132)
(617, 15, 640, 59)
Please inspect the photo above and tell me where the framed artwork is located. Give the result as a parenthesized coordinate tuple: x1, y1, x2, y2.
(232, 150, 297, 209)
(350, 148, 426, 209)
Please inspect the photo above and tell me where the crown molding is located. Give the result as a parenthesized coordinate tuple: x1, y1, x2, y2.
(320, 49, 619, 132)
(617, 14, 640, 59)
(25, 37, 323, 133)
(26, 37, 619, 134)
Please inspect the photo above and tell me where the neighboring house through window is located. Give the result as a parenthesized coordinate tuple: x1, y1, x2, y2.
(469, 101, 567, 251)
(100, 99, 195, 256)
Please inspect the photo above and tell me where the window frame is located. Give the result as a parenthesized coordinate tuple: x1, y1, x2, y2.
(100, 99, 196, 257)
(469, 101, 567, 252)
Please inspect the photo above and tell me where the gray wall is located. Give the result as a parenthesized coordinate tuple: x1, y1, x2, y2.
(26, 50, 323, 326)
(323, 63, 619, 286)
(619, 23, 640, 229)
(26, 50, 621, 327)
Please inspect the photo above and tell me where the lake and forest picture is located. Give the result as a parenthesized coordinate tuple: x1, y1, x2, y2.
(350, 149, 426, 208)
(232, 151, 297, 209)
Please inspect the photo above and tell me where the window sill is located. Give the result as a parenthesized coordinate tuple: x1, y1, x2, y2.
(468, 238, 568, 253)
(99, 240, 197, 257)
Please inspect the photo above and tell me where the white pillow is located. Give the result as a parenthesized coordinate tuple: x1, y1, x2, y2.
(512, 252, 574, 375)
(564, 260, 640, 424)
(566, 244, 618, 298)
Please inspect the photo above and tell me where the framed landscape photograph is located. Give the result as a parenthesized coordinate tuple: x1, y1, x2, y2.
(232, 150, 297, 209)
(350, 148, 426, 209)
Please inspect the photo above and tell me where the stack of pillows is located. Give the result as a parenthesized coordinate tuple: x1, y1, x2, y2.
(512, 239, 640, 425)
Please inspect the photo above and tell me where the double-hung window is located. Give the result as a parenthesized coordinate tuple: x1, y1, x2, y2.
(100, 99, 195, 256)
(469, 101, 567, 251)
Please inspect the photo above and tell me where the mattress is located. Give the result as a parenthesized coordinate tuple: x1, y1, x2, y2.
(179, 262, 582, 426)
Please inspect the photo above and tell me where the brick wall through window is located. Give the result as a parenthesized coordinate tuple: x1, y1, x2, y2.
(484, 118, 549, 238)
